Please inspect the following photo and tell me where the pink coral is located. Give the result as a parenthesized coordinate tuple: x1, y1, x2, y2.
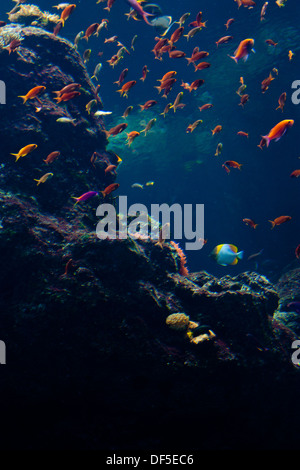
(170, 241, 189, 276)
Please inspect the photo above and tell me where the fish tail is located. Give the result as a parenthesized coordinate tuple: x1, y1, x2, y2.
(269, 220, 275, 229)
(61, 19, 65, 27)
(100, 191, 106, 198)
(34, 179, 40, 185)
(18, 95, 27, 104)
(228, 54, 237, 63)
(262, 135, 270, 147)
(237, 251, 244, 260)
(54, 96, 62, 103)
(71, 197, 79, 205)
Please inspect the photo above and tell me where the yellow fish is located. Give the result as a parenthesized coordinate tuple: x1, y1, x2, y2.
(34, 172, 53, 186)
(11, 144, 38, 162)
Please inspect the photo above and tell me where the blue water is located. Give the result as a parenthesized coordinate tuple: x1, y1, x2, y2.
(2, 0, 300, 279)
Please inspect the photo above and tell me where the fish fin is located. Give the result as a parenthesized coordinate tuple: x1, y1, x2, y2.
(100, 191, 106, 198)
(230, 258, 239, 265)
(18, 95, 27, 104)
(237, 251, 243, 260)
(228, 244, 238, 253)
(228, 54, 237, 63)
(10, 153, 18, 156)
(268, 220, 275, 229)
(243, 54, 249, 62)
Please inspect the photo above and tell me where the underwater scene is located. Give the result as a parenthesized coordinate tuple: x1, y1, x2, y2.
(0, 0, 300, 452)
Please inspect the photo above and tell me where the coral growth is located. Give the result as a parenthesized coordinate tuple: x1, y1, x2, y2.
(170, 241, 189, 276)
(8, 4, 60, 29)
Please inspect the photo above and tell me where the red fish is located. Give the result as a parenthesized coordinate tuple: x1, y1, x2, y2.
(295, 245, 300, 259)
(199, 103, 213, 112)
(269, 216, 291, 229)
(290, 170, 300, 178)
(168, 50, 186, 59)
(100, 183, 120, 198)
(139, 100, 157, 111)
(225, 18, 235, 29)
(117, 80, 136, 97)
(107, 123, 128, 137)
(55, 91, 80, 103)
(60, 4, 76, 26)
(243, 218, 258, 229)
(114, 68, 128, 86)
(194, 61, 211, 71)
(212, 125, 222, 135)
(43, 151, 60, 165)
(216, 36, 233, 47)
(140, 65, 149, 82)
(276, 92, 286, 112)
(237, 131, 249, 138)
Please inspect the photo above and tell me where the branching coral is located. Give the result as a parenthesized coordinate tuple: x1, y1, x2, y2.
(170, 241, 189, 276)
(8, 4, 60, 28)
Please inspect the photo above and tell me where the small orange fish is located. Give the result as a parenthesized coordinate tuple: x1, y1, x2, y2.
(237, 131, 249, 138)
(100, 183, 120, 198)
(139, 100, 157, 111)
(168, 50, 186, 59)
(126, 131, 140, 146)
(199, 103, 213, 112)
(239, 94, 249, 107)
(55, 91, 81, 103)
(276, 92, 286, 112)
(117, 80, 136, 98)
(265, 39, 277, 47)
(186, 120, 203, 133)
(83, 23, 99, 41)
(194, 61, 211, 71)
(11, 144, 38, 162)
(168, 27, 184, 47)
(216, 36, 233, 47)
(261, 72, 274, 93)
(290, 170, 300, 178)
(269, 215, 291, 229)
(18, 86, 46, 104)
(225, 18, 235, 29)
(243, 218, 258, 229)
(4, 38, 22, 54)
(212, 125, 222, 135)
(105, 164, 117, 175)
(114, 68, 128, 86)
(229, 38, 255, 63)
(60, 4, 76, 26)
(140, 65, 149, 82)
(223, 160, 242, 171)
(288, 50, 294, 61)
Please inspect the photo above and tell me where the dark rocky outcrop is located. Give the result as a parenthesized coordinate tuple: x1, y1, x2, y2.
(0, 18, 300, 451)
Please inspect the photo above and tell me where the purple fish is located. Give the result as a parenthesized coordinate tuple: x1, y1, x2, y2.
(125, 0, 153, 25)
(72, 191, 98, 205)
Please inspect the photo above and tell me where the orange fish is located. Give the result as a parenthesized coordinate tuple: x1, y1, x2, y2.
(4, 38, 22, 54)
(181, 79, 204, 92)
(199, 103, 213, 112)
(225, 18, 235, 29)
(60, 4, 76, 26)
(157, 71, 177, 82)
(229, 38, 255, 63)
(126, 131, 140, 146)
(237, 131, 249, 138)
(276, 92, 286, 112)
(83, 23, 99, 41)
(117, 80, 136, 97)
(239, 93, 249, 107)
(186, 120, 203, 133)
(216, 36, 233, 47)
(243, 218, 258, 229)
(259, 119, 294, 147)
(105, 164, 117, 175)
(212, 125, 222, 135)
(223, 160, 242, 171)
(168, 27, 184, 47)
(140, 65, 149, 82)
(290, 170, 300, 178)
(139, 100, 157, 111)
(53, 83, 81, 97)
(288, 50, 294, 61)
(168, 50, 186, 59)
(261, 72, 274, 93)
(100, 183, 120, 198)
(265, 39, 277, 47)
(19, 86, 46, 104)
(194, 61, 211, 71)
(186, 50, 209, 65)
(114, 68, 128, 86)
(269, 216, 291, 229)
